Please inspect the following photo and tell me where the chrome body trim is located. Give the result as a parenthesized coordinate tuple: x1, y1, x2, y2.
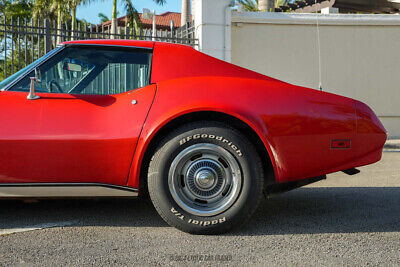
(0, 183, 138, 198)
(63, 43, 154, 50)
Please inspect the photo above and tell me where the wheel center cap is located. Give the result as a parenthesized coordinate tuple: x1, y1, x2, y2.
(195, 169, 216, 189)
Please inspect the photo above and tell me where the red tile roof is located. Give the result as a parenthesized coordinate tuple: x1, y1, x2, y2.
(100, 12, 191, 30)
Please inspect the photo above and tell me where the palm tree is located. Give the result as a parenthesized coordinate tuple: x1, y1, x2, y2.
(32, 0, 56, 21)
(32, 0, 67, 43)
(53, 0, 65, 43)
(238, 0, 292, 11)
(1, 0, 32, 21)
(110, 0, 166, 37)
(275, 0, 291, 8)
(33, 0, 90, 42)
(32, 0, 59, 42)
(237, 0, 259, 11)
(98, 12, 109, 23)
(67, 0, 90, 40)
(0, 0, 6, 14)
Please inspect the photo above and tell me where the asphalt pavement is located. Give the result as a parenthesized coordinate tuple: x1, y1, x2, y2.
(0, 152, 399, 266)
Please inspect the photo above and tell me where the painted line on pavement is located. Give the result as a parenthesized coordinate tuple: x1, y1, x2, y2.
(0, 221, 77, 236)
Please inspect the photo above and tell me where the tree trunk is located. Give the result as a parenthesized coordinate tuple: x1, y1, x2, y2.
(56, 3, 64, 79)
(259, 0, 275, 11)
(133, 19, 140, 38)
(71, 6, 77, 40)
(181, 0, 191, 26)
(110, 0, 118, 39)
(268, 0, 275, 11)
(56, 3, 62, 44)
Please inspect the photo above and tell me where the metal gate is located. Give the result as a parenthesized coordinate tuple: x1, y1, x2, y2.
(0, 18, 197, 80)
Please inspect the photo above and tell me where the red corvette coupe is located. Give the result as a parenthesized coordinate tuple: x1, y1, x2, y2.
(0, 40, 386, 234)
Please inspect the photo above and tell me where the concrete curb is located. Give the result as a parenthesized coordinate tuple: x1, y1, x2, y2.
(383, 139, 400, 152)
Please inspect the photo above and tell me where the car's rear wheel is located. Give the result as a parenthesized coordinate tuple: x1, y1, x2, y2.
(147, 121, 264, 234)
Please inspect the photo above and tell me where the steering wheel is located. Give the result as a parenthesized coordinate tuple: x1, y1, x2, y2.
(48, 80, 64, 93)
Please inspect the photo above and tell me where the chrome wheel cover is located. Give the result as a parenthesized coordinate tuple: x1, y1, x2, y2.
(168, 143, 242, 217)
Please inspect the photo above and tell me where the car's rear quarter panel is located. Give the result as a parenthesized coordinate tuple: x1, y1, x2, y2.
(127, 76, 362, 187)
(127, 41, 386, 188)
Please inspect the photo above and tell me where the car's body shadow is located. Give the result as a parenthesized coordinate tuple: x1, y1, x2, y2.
(0, 187, 399, 236)
(237, 187, 400, 236)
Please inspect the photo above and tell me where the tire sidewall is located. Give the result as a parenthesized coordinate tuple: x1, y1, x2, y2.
(149, 123, 263, 234)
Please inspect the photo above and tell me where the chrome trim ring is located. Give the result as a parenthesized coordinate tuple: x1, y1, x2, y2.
(168, 143, 242, 217)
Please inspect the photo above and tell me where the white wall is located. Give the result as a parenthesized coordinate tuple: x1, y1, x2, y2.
(231, 12, 400, 138)
(194, 0, 233, 62)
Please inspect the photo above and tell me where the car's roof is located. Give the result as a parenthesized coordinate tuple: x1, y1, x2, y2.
(61, 39, 155, 49)
(61, 39, 276, 84)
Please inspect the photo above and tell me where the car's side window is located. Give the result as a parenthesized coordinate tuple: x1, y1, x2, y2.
(8, 46, 152, 95)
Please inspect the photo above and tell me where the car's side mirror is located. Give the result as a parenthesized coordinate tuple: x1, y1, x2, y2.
(27, 68, 40, 100)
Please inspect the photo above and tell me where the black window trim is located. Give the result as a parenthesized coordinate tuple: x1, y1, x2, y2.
(4, 43, 154, 95)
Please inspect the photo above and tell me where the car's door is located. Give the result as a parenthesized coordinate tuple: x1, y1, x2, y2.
(0, 45, 156, 186)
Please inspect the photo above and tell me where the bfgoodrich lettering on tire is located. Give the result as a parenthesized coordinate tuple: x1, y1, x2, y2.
(148, 121, 264, 234)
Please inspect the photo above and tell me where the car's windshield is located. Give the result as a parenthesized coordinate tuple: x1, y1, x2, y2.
(0, 47, 63, 91)
(0, 61, 38, 91)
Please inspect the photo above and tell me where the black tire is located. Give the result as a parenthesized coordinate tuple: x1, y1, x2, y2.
(147, 121, 264, 234)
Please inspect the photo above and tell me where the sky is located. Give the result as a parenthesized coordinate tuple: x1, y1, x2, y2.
(77, 0, 182, 24)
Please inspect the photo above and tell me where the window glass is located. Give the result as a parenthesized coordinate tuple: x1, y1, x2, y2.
(8, 46, 152, 95)
(0, 47, 62, 91)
